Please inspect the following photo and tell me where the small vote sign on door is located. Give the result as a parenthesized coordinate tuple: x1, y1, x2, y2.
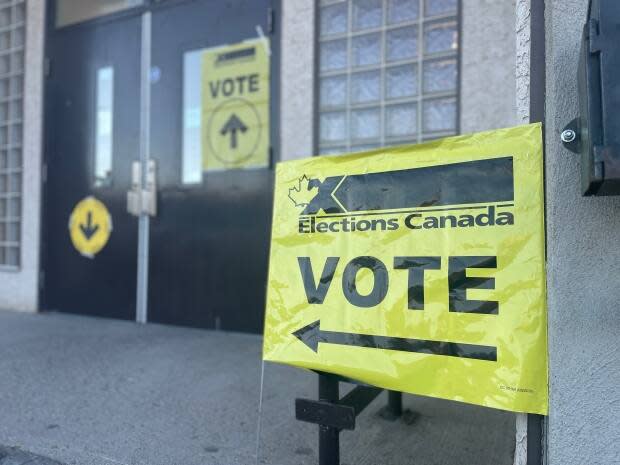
(201, 38, 270, 171)
(68, 196, 112, 258)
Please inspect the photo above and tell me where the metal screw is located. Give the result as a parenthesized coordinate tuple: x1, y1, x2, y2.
(561, 129, 576, 143)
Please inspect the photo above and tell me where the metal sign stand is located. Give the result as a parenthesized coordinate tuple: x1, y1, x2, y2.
(295, 372, 403, 465)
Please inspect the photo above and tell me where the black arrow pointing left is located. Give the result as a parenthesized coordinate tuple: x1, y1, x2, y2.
(293, 320, 497, 362)
(79, 211, 99, 240)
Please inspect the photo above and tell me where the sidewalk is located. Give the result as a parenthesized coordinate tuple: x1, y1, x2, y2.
(0, 311, 515, 465)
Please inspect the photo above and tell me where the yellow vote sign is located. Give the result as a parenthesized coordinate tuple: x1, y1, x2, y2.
(69, 196, 112, 258)
(201, 38, 270, 171)
(263, 124, 548, 415)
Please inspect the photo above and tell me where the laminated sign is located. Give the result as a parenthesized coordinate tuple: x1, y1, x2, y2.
(263, 124, 548, 415)
(68, 196, 113, 259)
(201, 38, 270, 171)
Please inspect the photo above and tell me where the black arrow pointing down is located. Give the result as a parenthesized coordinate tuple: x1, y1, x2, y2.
(79, 211, 99, 240)
(293, 320, 497, 362)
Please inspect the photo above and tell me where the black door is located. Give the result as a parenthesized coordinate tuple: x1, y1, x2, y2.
(148, 0, 278, 332)
(43, 13, 141, 319)
(43, 0, 278, 333)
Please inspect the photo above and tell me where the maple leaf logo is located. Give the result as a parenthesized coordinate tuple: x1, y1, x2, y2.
(288, 175, 318, 208)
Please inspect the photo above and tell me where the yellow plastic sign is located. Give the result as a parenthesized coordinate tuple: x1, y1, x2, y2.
(263, 123, 548, 415)
(201, 38, 270, 171)
(69, 196, 112, 258)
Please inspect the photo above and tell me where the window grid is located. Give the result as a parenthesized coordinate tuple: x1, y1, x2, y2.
(317, 0, 459, 154)
(0, 0, 25, 269)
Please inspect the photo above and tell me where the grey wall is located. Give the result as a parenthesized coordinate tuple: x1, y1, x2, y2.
(545, 1, 620, 464)
(0, 0, 45, 312)
(280, 0, 315, 161)
(460, 0, 517, 133)
(514, 4, 531, 463)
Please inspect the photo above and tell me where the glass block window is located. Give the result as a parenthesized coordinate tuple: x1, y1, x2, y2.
(317, 0, 459, 154)
(0, 0, 25, 268)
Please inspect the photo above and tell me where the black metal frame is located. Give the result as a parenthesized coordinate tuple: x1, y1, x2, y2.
(528, 0, 546, 462)
(455, 0, 463, 136)
(311, 0, 320, 157)
(295, 372, 403, 465)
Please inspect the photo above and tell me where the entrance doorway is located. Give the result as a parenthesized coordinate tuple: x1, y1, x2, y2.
(42, 0, 279, 333)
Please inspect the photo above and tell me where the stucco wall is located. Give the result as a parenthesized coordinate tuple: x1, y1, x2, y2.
(513, 4, 530, 465)
(545, 0, 620, 463)
(0, 0, 45, 312)
(280, 0, 315, 161)
(460, 0, 517, 133)
(515, 0, 531, 125)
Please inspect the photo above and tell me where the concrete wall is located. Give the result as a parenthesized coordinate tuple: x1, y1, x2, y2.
(460, 0, 517, 133)
(280, 0, 315, 161)
(545, 1, 620, 463)
(515, 0, 531, 125)
(0, 0, 45, 312)
(513, 4, 530, 465)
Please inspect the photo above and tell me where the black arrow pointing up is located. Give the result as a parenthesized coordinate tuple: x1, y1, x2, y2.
(220, 113, 248, 149)
(79, 211, 99, 240)
(293, 320, 497, 362)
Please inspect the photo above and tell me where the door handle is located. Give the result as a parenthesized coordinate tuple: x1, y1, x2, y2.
(127, 159, 157, 217)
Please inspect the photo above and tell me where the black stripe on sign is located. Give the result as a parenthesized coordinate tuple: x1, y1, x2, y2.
(216, 46, 256, 64)
(333, 157, 514, 212)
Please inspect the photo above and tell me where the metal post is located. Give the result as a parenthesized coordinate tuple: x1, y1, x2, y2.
(527, 0, 545, 462)
(387, 391, 402, 417)
(135, 11, 151, 324)
(318, 374, 340, 465)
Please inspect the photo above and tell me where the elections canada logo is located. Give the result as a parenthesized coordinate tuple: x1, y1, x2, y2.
(288, 157, 516, 234)
(288, 174, 319, 208)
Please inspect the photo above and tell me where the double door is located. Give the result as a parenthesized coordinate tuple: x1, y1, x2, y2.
(43, 0, 278, 333)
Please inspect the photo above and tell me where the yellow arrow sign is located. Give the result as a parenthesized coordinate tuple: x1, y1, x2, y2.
(68, 196, 112, 258)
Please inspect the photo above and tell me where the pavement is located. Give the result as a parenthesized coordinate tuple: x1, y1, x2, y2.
(0, 311, 516, 465)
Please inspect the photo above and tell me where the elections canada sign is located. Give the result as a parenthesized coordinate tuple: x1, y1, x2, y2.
(263, 124, 548, 415)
